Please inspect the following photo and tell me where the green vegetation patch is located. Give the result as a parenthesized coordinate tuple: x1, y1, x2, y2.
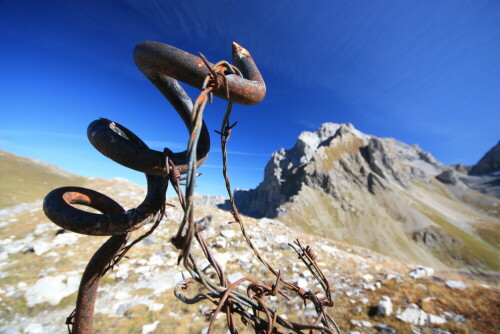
(0, 149, 87, 208)
(316, 137, 364, 171)
(418, 204, 500, 271)
(476, 225, 500, 250)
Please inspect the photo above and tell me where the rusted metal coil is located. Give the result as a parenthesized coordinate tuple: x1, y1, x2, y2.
(45, 117, 169, 236)
(134, 41, 266, 105)
(42, 40, 265, 333)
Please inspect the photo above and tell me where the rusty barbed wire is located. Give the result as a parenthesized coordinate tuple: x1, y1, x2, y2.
(42, 40, 341, 334)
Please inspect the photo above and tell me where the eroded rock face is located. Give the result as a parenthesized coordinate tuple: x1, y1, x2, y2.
(451, 163, 471, 174)
(436, 169, 459, 185)
(234, 123, 444, 218)
(413, 227, 461, 248)
(470, 141, 500, 175)
(230, 122, 499, 270)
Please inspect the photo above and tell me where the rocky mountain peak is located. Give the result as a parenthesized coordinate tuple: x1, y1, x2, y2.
(232, 123, 500, 272)
(235, 122, 444, 218)
(265, 123, 371, 183)
(470, 140, 500, 175)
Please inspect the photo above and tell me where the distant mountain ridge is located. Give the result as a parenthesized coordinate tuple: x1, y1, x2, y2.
(0, 149, 87, 209)
(232, 123, 500, 271)
(469, 140, 500, 175)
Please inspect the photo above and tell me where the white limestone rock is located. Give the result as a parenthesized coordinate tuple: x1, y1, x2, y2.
(445, 280, 466, 290)
(295, 277, 308, 290)
(32, 240, 54, 256)
(396, 303, 446, 326)
(409, 266, 434, 279)
(350, 319, 372, 328)
(23, 323, 44, 334)
(142, 320, 160, 334)
(362, 274, 374, 282)
(220, 229, 236, 239)
(25, 275, 80, 307)
(377, 296, 393, 316)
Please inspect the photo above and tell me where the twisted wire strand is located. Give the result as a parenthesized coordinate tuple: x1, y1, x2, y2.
(172, 57, 341, 333)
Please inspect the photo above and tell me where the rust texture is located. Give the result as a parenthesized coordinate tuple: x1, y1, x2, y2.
(43, 40, 340, 334)
(134, 41, 266, 105)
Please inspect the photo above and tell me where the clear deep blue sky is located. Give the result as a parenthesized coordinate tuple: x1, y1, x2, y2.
(1, 1, 499, 195)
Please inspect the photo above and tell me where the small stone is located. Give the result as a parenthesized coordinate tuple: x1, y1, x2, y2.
(213, 237, 227, 249)
(32, 241, 54, 256)
(114, 263, 130, 280)
(114, 291, 131, 300)
(396, 303, 446, 326)
(23, 323, 44, 334)
(295, 278, 308, 289)
(280, 242, 291, 250)
(432, 329, 452, 334)
(385, 274, 396, 280)
(350, 319, 362, 327)
(25, 275, 80, 307)
(115, 300, 141, 316)
(142, 320, 160, 334)
(445, 280, 466, 290)
(361, 320, 372, 328)
(415, 283, 427, 290)
(38, 266, 56, 277)
(199, 305, 211, 314)
(168, 311, 179, 318)
(301, 270, 312, 278)
(142, 236, 158, 245)
(377, 296, 393, 316)
(436, 169, 458, 185)
(408, 266, 434, 279)
(375, 324, 396, 334)
(220, 230, 236, 239)
(442, 311, 466, 322)
(428, 313, 447, 325)
(362, 274, 374, 282)
(350, 319, 372, 328)
(227, 272, 245, 284)
(147, 303, 164, 312)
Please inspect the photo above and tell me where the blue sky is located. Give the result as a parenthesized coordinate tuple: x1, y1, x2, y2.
(1, 0, 499, 195)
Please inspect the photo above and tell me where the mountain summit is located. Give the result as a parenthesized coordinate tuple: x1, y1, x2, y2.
(233, 123, 500, 271)
(469, 140, 500, 175)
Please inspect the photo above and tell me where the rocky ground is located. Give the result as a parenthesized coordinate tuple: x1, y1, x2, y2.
(0, 178, 498, 333)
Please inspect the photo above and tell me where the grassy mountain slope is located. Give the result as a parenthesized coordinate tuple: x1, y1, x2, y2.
(0, 149, 87, 209)
(235, 123, 500, 272)
(277, 140, 500, 272)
